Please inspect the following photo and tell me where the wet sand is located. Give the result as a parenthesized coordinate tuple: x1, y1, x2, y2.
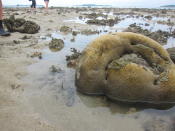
(0, 7, 175, 131)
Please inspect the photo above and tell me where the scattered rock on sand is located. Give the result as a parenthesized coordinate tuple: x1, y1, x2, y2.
(86, 18, 119, 26)
(72, 31, 79, 36)
(143, 117, 174, 131)
(49, 38, 64, 51)
(167, 47, 175, 63)
(84, 13, 107, 19)
(81, 29, 99, 35)
(66, 48, 81, 68)
(144, 15, 152, 20)
(30, 52, 42, 59)
(3, 15, 40, 34)
(20, 35, 32, 40)
(60, 26, 72, 33)
(13, 40, 20, 44)
(49, 65, 62, 73)
(125, 23, 172, 44)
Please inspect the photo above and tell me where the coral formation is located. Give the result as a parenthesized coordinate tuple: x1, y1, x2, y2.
(3, 15, 40, 34)
(76, 32, 175, 104)
(60, 26, 72, 33)
(66, 48, 81, 68)
(49, 39, 64, 51)
(167, 47, 175, 63)
(125, 23, 173, 44)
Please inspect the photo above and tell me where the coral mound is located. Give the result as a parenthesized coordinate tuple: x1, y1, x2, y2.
(3, 15, 40, 34)
(76, 32, 175, 104)
(49, 39, 64, 51)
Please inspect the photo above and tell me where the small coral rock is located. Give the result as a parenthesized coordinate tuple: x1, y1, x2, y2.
(167, 47, 175, 63)
(49, 39, 64, 51)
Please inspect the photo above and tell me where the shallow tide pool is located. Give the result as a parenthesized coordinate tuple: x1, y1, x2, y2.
(23, 17, 175, 130)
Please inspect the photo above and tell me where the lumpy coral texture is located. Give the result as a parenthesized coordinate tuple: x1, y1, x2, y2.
(76, 32, 175, 104)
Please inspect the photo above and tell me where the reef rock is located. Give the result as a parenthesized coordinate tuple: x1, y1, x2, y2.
(3, 15, 40, 34)
(76, 32, 175, 104)
(125, 24, 172, 44)
(167, 47, 175, 63)
(60, 26, 72, 33)
(49, 39, 64, 51)
(66, 48, 81, 68)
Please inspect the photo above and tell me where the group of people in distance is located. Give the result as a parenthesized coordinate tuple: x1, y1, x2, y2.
(30, 0, 49, 13)
(0, 0, 50, 36)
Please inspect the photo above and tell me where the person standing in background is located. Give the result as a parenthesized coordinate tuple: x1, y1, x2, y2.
(29, 0, 36, 13)
(0, 0, 10, 36)
(44, 0, 49, 13)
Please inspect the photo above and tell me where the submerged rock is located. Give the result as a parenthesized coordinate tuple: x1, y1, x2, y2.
(76, 32, 175, 104)
(3, 15, 40, 34)
(84, 13, 107, 19)
(60, 26, 72, 33)
(30, 52, 42, 59)
(125, 24, 172, 44)
(81, 29, 99, 35)
(86, 17, 120, 26)
(66, 48, 81, 68)
(167, 47, 175, 63)
(49, 65, 62, 73)
(49, 39, 64, 51)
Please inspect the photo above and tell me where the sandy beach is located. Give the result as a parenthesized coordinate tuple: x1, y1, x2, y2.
(0, 7, 175, 131)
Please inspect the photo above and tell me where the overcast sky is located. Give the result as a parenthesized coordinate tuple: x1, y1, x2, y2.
(2, 0, 175, 8)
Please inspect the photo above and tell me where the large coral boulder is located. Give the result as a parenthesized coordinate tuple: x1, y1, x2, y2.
(75, 32, 175, 104)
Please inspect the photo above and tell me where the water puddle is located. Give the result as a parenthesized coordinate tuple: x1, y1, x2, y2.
(23, 18, 175, 130)
(65, 14, 175, 32)
(164, 37, 175, 49)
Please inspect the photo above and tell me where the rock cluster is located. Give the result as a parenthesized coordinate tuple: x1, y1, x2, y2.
(125, 24, 174, 44)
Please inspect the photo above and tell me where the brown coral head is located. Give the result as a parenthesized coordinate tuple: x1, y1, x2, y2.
(76, 32, 175, 104)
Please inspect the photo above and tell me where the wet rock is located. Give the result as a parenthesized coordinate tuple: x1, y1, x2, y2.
(125, 24, 172, 44)
(66, 48, 81, 68)
(70, 38, 75, 42)
(86, 18, 120, 26)
(144, 15, 152, 20)
(167, 47, 175, 63)
(76, 32, 175, 104)
(72, 31, 79, 36)
(143, 118, 174, 131)
(3, 15, 40, 34)
(126, 108, 137, 114)
(145, 23, 150, 26)
(13, 40, 20, 44)
(11, 84, 21, 90)
(49, 39, 64, 51)
(161, 9, 167, 14)
(81, 29, 99, 35)
(79, 16, 83, 20)
(30, 52, 42, 59)
(49, 65, 62, 73)
(86, 19, 106, 25)
(84, 13, 107, 19)
(20, 35, 32, 40)
(60, 26, 72, 33)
